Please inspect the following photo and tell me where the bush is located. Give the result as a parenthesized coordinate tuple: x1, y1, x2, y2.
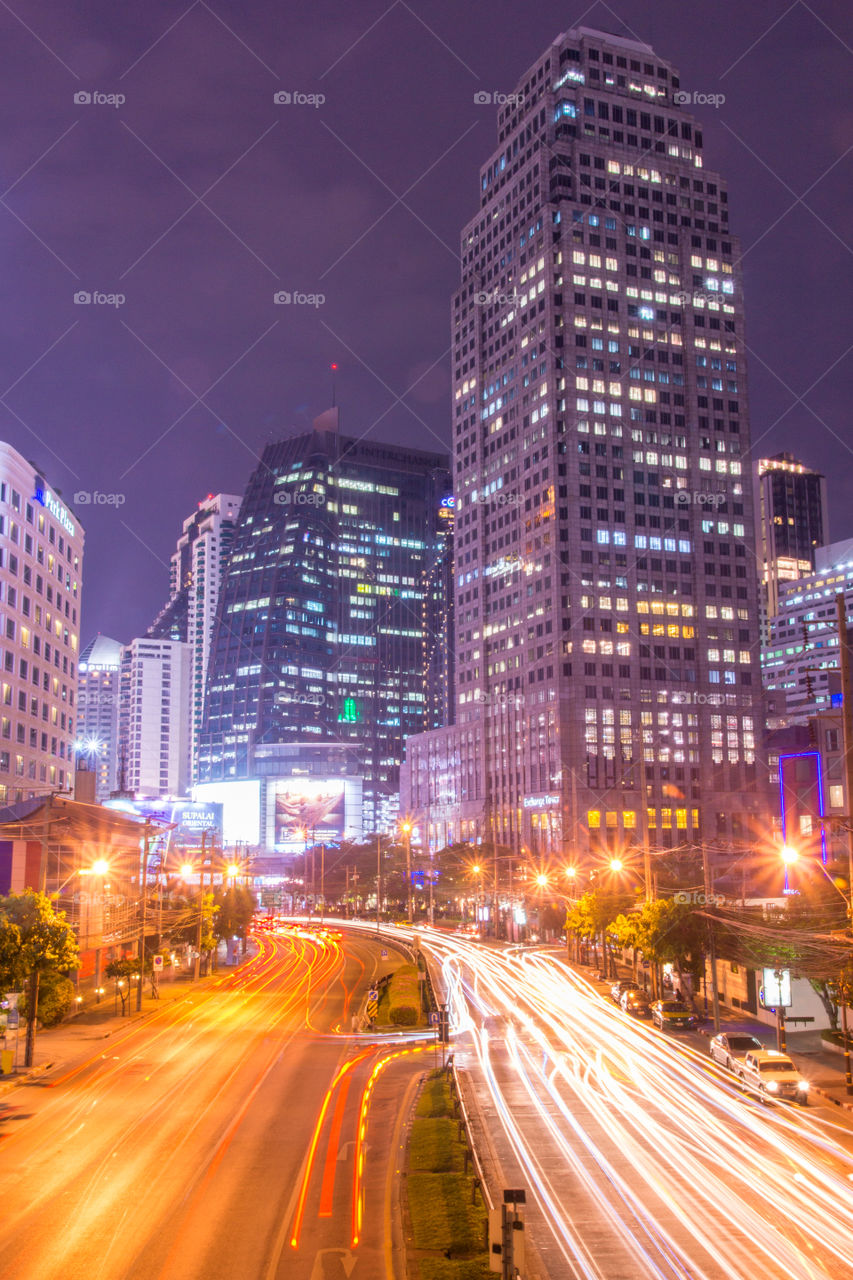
(20, 971, 76, 1026)
(390, 1004, 418, 1026)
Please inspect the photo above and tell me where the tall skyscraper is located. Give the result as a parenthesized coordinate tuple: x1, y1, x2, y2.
(755, 453, 828, 634)
(149, 493, 241, 781)
(197, 412, 450, 840)
(422, 494, 456, 730)
(0, 443, 84, 802)
(119, 638, 191, 797)
(445, 26, 765, 859)
(77, 634, 123, 800)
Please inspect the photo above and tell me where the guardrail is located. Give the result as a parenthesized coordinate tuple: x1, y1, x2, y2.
(446, 1054, 493, 1212)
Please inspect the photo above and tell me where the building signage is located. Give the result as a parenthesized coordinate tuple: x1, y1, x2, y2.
(33, 478, 76, 537)
(522, 794, 560, 809)
(761, 968, 792, 1009)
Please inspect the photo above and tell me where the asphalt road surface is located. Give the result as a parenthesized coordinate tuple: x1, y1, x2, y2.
(420, 929, 853, 1280)
(0, 928, 432, 1280)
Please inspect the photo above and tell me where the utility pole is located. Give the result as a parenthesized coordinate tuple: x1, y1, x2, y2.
(428, 847, 435, 927)
(702, 843, 721, 1034)
(194, 830, 206, 982)
(320, 843, 325, 925)
(376, 833, 382, 934)
(136, 822, 150, 1012)
(835, 594, 853, 1095)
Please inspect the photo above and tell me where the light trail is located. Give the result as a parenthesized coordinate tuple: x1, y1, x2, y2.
(416, 930, 853, 1280)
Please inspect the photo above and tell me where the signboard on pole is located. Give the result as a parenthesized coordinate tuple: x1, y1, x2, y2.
(761, 968, 792, 1009)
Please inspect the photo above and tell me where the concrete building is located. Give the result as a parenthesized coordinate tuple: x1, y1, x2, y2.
(77, 634, 123, 800)
(411, 27, 767, 861)
(119, 638, 191, 798)
(149, 493, 241, 782)
(0, 442, 84, 803)
(762, 540, 853, 722)
(754, 453, 828, 640)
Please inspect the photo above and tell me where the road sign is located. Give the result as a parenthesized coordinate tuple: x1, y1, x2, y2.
(380, 948, 388, 958)
(365, 989, 379, 1022)
(6, 1010, 19, 1029)
(429, 1011, 440, 1025)
(152, 955, 164, 970)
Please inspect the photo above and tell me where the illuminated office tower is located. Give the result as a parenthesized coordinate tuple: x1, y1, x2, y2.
(449, 27, 765, 858)
(755, 453, 827, 638)
(197, 412, 450, 838)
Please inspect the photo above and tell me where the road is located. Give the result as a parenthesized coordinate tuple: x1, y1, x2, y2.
(419, 930, 853, 1280)
(0, 927, 431, 1280)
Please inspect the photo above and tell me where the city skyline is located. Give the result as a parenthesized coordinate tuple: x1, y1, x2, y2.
(0, 0, 849, 645)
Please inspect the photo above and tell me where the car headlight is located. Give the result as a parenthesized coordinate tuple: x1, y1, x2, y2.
(797, 1081, 809, 1092)
(766, 1081, 779, 1092)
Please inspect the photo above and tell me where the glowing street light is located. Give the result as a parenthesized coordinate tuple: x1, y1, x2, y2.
(609, 858, 624, 873)
(781, 845, 799, 865)
(535, 872, 550, 888)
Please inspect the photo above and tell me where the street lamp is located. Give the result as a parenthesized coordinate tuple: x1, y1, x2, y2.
(609, 858, 624, 873)
(400, 820, 413, 924)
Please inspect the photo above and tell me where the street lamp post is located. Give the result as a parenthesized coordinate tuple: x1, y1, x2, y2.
(401, 821, 413, 924)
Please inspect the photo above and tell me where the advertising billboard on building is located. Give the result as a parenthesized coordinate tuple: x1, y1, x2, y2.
(104, 799, 223, 868)
(269, 778, 362, 850)
(193, 780, 261, 846)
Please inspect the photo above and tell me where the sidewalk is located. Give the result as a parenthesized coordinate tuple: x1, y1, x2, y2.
(0, 942, 256, 1091)
(575, 958, 853, 1113)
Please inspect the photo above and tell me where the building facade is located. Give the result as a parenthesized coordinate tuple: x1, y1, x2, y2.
(148, 493, 241, 782)
(0, 442, 84, 803)
(119, 638, 191, 797)
(197, 412, 450, 840)
(440, 27, 766, 861)
(762, 541, 853, 722)
(77, 634, 123, 800)
(755, 453, 828, 638)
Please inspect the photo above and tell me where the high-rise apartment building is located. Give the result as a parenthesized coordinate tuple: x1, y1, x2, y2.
(197, 412, 450, 840)
(445, 26, 766, 858)
(0, 442, 84, 802)
(119, 638, 191, 797)
(422, 494, 456, 730)
(761, 540, 853, 721)
(77, 634, 123, 800)
(149, 493, 240, 781)
(755, 453, 828, 635)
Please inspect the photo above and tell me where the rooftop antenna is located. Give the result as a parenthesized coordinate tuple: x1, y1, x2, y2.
(331, 362, 338, 408)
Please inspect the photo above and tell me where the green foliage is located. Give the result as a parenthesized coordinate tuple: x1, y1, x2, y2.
(20, 971, 75, 1026)
(611, 898, 706, 979)
(211, 884, 255, 942)
(407, 1072, 490, 1279)
(565, 887, 633, 941)
(390, 1004, 418, 1025)
(0, 890, 79, 991)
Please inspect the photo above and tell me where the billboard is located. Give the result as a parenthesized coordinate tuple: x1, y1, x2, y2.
(269, 777, 362, 850)
(193, 780, 261, 847)
(103, 799, 223, 870)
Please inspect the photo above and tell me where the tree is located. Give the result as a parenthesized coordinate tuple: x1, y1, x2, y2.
(612, 898, 706, 997)
(0, 890, 79, 1065)
(212, 885, 255, 949)
(565, 887, 633, 976)
(105, 956, 141, 1015)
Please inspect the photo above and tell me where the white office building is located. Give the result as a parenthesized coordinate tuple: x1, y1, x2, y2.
(119, 638, 191, 797)
(77, 634, 123, 800)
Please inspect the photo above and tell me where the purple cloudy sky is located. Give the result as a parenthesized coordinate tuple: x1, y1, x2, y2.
(0, 0, 850, 643)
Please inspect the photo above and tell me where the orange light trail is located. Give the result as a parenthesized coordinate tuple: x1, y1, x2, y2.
(318, 1075, 352, 1216)
(351, 1044, 431, 1247)
(289, 1049, 372, 1251)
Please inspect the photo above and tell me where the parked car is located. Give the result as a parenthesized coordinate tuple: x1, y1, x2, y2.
(621, 989, 652, 1018)
(736, 1050, 809, 1104)
(708, 1032, 764, 1071)
(610, 979, 640, 1004)
(651, 999, 698, 1031)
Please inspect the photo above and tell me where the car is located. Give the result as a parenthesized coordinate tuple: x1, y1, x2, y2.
(621, 989, 652, 1018)
(736, 1050, 809, 1104)
(651, 999, 698, 1031)
(610, 979, 640, 1003)
(708, 1032, 764, 1071)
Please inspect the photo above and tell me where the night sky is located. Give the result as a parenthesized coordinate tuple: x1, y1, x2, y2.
(0, 0, 850, 644)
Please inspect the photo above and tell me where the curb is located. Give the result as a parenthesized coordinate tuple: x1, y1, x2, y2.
(812, 1087, 853, 1112)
